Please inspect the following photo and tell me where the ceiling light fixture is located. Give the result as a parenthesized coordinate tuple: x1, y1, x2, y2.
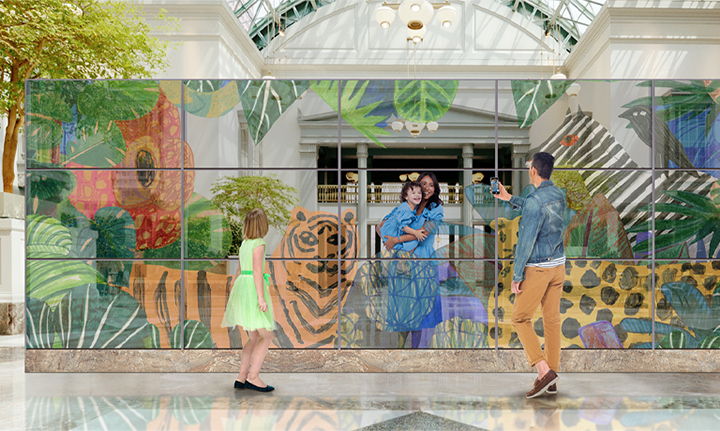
(375, 0, 457, 43)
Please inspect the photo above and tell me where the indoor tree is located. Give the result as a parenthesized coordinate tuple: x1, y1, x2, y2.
(0, 0, 178, 192)
(210, 175, 299, 255)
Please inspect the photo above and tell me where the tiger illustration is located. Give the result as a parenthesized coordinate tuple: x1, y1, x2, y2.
(122, 207, 358, 349)
(266, 208, 358, 348)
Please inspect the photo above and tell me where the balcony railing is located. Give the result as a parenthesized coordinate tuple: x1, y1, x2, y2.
(317, 184, 465, 204)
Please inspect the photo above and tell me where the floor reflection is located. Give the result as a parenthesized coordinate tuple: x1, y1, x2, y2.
(21, 393, 720, 430)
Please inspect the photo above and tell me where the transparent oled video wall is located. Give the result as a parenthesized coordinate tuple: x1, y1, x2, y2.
(25, 79, 720, 350)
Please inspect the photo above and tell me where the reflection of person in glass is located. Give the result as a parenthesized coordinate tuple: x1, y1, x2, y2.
(379, 181, 427, 252)
(375, 172, 445, 346)
(379, 172, 445, 253)
(221, 208, 277, 392)
(493, 152, 566, 399)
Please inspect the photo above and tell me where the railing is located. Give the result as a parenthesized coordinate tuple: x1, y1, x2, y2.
(317, 184, 464, 204)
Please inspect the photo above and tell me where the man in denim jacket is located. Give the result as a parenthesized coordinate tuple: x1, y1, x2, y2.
(494, 152, 566, 399)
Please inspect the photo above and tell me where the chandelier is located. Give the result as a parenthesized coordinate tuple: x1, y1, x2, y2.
(391, 118, 439, 137)
(374, 1, 458, 43)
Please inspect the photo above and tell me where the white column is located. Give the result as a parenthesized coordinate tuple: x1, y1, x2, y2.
(357, 143, 368, 258)
(512, 143, 530, 195)
(299, 143, 318, 212)
(462, 144, 474, 227)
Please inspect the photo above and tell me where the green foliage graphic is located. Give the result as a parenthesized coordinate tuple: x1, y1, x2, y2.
(563, 193, 635, 259)
(27, 260, 105, 307)
(55, 283, 150, 348)
(26, 297, 57, 348)
(511, 80, 575, 128)
(183, 80, 240, 118)
(239, 80, 309, 145)
(26, 214, 73, 257)
(170, 320, 214, 349)
(311, 80, 391, 147)
(629, 190, 720, 257)
(77, 80, 159, 121)
(27, 170, 77, 216)
(394, 80, 458, 123)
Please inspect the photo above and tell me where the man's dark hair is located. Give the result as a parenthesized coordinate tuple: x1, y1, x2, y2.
(531, 152, 555, 180)
(400, 181, 421, 202)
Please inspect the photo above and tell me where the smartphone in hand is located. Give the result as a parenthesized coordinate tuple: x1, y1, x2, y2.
(490, 177, 500, 194)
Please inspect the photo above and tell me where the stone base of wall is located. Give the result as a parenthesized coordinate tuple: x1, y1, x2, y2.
(25, 349, 720, 373)
(0, 302, 24, 335)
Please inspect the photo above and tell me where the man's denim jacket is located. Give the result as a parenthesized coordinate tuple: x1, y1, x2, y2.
(509, 180, 566, 282)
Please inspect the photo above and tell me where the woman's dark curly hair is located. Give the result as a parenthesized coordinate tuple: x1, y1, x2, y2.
(417, 172, 443, 206)
(400, 181, 421, 202)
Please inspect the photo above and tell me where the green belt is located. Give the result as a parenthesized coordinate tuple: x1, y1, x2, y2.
(241, 270, 270, 282)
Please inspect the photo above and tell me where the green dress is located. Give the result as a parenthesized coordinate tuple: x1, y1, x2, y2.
(221, 238, 276, 331)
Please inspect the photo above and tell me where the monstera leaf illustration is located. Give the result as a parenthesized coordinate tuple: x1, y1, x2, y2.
(240, 80, 309, 145)
(311, 80, 391, 147)
(394, 80, 458, 123)
(511, 80, 575, 128)
(55, 283, 151, 348)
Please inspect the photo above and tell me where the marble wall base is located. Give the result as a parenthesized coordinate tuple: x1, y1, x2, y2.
(0, 302, 24, 335)
(25, 349, 720, 373)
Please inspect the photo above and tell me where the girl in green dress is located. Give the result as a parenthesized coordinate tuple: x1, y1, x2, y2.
(221, 208, 276, 392)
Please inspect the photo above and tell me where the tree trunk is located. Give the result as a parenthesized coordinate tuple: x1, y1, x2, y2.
(2, 102, 22, 193)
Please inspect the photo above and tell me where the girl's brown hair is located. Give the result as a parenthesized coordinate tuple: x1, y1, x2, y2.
(400, 181, 421, 202)
(242, 208, 269, 239)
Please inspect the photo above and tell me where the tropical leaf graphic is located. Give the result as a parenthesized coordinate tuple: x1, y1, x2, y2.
(27, 260, 105, 306)
(563, 193, 635, 259)
(64, 116, 126, 167)
(26, 297, 56, 348)
(511, 80, 575, 128)
(311, 80, 391, 147)
(27, 170, 77, 216)
(170, 320, 214, 349)
(56, 283, 150, 348)
(77, 80, 159, 121)
(26, 215, 73, 257)
(181, 80, 240, 118)
(240, 80, 309, 145)
(394, 80, 458, 123)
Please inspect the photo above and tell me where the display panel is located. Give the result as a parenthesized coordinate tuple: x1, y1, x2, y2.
(494, 260, 653, 349)
(25, 79, 720, 350)
(341, 258, 493, 349)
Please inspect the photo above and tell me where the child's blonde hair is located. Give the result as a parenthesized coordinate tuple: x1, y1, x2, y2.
(242, 208, 269, 239)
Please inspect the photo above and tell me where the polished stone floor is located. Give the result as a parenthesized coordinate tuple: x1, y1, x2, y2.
(2, 335, 720, 430)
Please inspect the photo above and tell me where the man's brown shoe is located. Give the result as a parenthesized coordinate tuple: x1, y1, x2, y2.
(526, 370, 559, 399)
(534, 379, 557, 395)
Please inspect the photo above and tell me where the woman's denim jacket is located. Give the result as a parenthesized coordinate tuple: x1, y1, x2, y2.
(508, 180, 566, 282)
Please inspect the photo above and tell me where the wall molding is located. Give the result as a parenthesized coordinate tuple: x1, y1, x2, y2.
(26, 349, 720, 373)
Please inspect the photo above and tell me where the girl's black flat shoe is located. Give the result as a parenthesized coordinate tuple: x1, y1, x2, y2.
(234, 380, 245, 389)
(244, 381, 275, 392)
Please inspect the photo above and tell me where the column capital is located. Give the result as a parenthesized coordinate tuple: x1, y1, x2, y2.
(357, 143, 368, 158)
(512, 142, 531, 156)
(462, 144, 474, 158)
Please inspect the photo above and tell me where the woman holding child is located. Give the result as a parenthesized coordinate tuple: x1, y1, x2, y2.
(374, 172, 445, 345)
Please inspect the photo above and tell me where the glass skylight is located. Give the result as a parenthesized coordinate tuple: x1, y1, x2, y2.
(227, 0, 607, 52)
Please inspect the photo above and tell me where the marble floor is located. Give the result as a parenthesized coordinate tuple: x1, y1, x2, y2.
(2, 336, 720, 431)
